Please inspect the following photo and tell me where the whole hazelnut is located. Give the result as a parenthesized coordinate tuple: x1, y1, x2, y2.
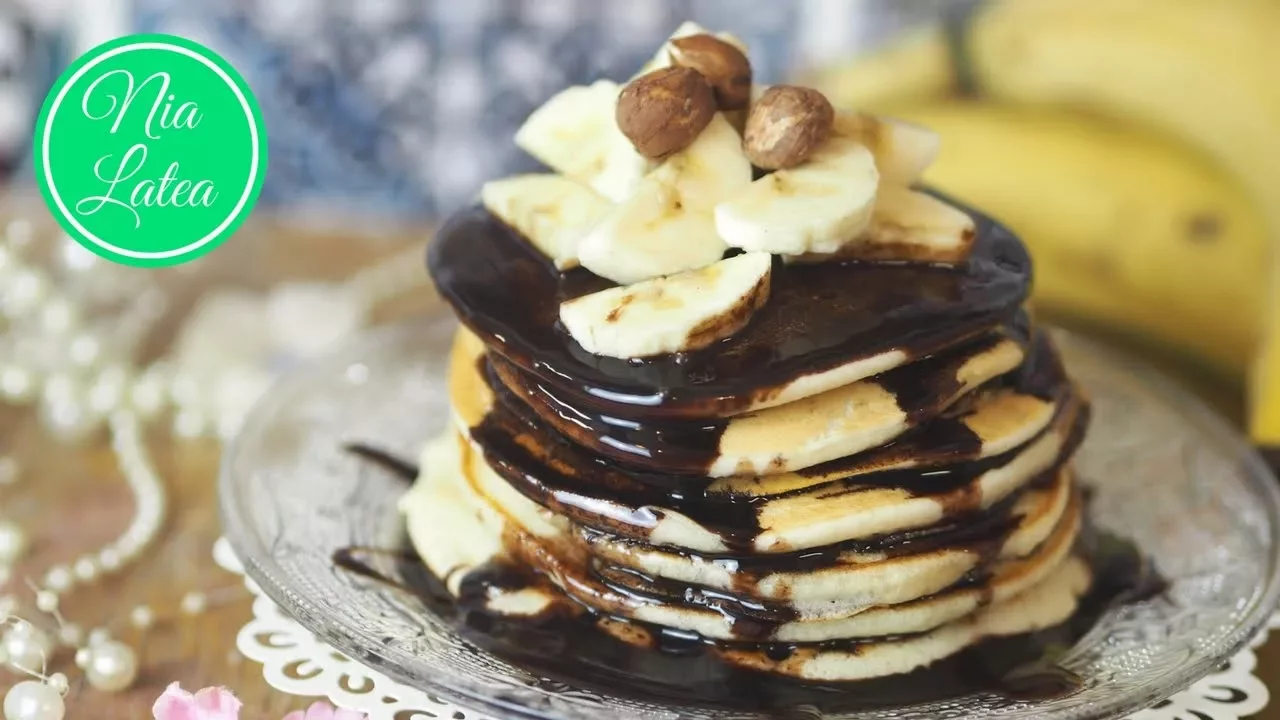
(669, 34, 752, 111)
(617, 66, 716, 160)
(743, 85, 835, 170)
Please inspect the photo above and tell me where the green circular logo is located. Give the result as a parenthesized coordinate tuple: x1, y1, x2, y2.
(33, 34, 267, 267)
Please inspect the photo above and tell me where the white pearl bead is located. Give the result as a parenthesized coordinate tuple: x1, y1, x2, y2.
(43, 567, 72, 593)
(5, 220, 33, 249)
(0, 456, 19, 486)
(0, 365, 36, 403)
(58, 236, 97, 273)
(97, 548, 122, 572)
(36, 297, 80, 337)
(168, 371, 201, 407)
(46, 673, 68, 695)
(2, 269, 48, 319)
(0, 623, 52, 673)
(129, 606, 154, 630)
(172, 408, 208, 438)
(57, 624, 82, 646)
(84, 640, 137, 692)
(87, 366, 129, 415)
(87, 628, 110, 647)
(3, 679, 64, 720)
(34, 591, 57, 614)
(67, 333, 103, 369)
(39, 399, 101, 445)
(72, 556, 98, 583)
(0, 520, 27, 564)
(73, 648, 90, 669)
(179, 592, 207, 615)
(128, 367, 168, 419)
(40, 373, 79, 405)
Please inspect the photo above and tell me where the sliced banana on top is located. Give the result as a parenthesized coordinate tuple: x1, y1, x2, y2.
(714, 136, 880, 256)
(514, 80, 651, 202)
(637, 21, 749, 77)
(864, 187, 976, 262)
(785, 187, 977, 265)
(481, 174, 611, 269)
(578, 113, 751, 284)
(833, 111, 941, 186)
(560, 252, 773, 358)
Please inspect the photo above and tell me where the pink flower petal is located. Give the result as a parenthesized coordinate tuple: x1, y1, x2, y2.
(152, 683, 200, 720)
(332, 709, 367, 720)
(304, 702, 336, 720)
(192, 686, 243, 719)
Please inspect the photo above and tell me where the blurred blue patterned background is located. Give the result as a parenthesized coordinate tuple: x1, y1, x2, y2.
(0, 0, 953, 220)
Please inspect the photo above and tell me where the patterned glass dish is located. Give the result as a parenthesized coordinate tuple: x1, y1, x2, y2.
(219, 313, 1280, 720)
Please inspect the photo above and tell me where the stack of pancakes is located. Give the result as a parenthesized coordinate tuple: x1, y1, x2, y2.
(405, 203, 1094, 681)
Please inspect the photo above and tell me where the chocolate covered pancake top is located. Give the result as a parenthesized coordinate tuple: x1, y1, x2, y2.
(428, 194, 1031, 419)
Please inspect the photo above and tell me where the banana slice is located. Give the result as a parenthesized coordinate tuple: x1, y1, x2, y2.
(833, 111, 941, 186)
(785, 187, 977, 264)
(481, 174, 611, 269)
(560, 252, 773, 358)
(578, 113, 750, 284)
(714, 136, 879, 255)
(637, 22, 749, 77)
(865, 187, 976, 261)
(514, 80, 650, 202)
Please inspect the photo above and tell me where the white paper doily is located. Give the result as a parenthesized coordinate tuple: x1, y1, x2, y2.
(214, 538, 1274, 720)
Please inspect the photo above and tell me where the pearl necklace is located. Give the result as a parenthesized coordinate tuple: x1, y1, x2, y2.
(0, 220, 427, 720)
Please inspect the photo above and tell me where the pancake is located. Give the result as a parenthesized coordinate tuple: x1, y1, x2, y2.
(567, 470, 1077, 610)
(400, 431, 1091, 680)
(714, 558, 1092, 682)
(400, 37, 1135, 688)
(428, 201, 1031, 420)
(487, 331, 1027, 476)
(449, 326, 1086, 554)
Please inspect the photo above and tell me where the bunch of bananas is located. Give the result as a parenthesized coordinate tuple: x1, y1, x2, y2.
(807, 0, 1280, 454)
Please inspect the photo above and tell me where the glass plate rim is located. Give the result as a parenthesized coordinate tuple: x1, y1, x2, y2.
(219, 317, 1280, 720)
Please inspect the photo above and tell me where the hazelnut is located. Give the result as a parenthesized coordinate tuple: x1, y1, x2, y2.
(743, 85, 835, 170)
(669, 34, 752, 111)
(617, 67, 716, 160)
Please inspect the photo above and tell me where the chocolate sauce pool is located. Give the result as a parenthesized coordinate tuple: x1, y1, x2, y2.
(335, 447, 1162, 711)
(428, 198, 1030, 419)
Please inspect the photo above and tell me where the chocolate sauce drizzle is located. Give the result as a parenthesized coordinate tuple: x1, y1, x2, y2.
(466, 347, 1085, 555)
(380, 190, 1160, 709)
(428, 198, 1030, 419)
(343, 442, 419, 482)
(487, 329, 1034, 475)
(332, 515, 1162, 711)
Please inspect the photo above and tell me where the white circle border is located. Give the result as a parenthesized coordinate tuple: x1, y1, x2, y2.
(40, 41, 262, 260)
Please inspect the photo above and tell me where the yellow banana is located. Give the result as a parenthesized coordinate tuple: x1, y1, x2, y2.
(810, 0, 1280, 448)
(808, 27, 955, 112)
(884, 102, 1267, 376)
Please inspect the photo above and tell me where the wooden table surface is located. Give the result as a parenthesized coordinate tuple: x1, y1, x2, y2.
(1, 205, 1277, 719)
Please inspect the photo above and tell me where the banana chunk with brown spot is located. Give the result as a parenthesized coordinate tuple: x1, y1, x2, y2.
(481, 174, 611, 269)
(833, 111, 941, 186)
(714, 136, 879, 256)
(578, 113, 749, 284)
(560, 252, 772, 359)
(786, 187, 977, 265)
(514, 80, 651, 202)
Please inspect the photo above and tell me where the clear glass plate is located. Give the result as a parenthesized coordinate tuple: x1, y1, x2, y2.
(219, 314, 1280, 720)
